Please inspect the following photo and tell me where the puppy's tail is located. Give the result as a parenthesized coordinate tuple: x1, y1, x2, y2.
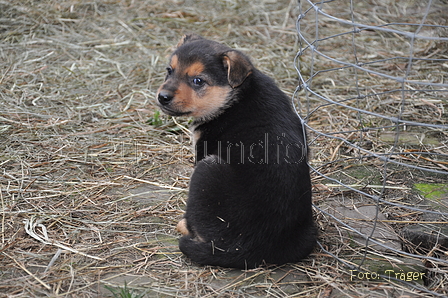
(179, 236, 256, 269)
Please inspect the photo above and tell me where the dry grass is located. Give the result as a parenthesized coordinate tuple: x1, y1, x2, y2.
(295, 0, 448, 297)
(1, 0, 447, 297)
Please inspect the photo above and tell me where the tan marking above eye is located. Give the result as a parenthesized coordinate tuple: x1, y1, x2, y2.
(185, 62, 205, 77)
(170, 54, 178, 70)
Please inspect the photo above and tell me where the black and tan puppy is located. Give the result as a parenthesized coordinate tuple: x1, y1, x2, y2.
(156, 34, 316, 269)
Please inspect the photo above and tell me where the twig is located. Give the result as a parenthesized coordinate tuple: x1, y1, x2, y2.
(23, 216, 103, 261)
(3, 252, 52, 290)
(122, 175, 186, 191)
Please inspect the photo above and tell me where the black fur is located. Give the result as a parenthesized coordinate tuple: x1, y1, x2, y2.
(160, 35, 316, 269)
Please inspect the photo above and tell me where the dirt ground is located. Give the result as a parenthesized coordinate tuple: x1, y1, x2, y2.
(1, 0, 447, 297)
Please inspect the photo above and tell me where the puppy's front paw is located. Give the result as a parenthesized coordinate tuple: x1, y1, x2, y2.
(176, 218, 188, 235)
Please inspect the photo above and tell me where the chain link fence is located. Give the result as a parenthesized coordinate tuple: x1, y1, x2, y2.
(294, 0, 448, 295)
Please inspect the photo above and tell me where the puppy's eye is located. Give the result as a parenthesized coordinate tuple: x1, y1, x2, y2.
(193, 77, 205, 86)
(166, 67, 173, 75)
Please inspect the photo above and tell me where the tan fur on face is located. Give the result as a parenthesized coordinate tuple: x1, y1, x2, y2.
(185, 62, 204, 77)
(166, 79, 231, 121)
(170, 54, 178, 69)
(189, 85, 231, 119)
(158, 56, 232, 122)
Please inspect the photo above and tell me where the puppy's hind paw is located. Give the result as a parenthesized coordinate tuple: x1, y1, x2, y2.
(176, 218, 189, 235)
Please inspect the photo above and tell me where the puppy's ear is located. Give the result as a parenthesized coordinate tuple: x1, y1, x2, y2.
(223, 51, 253, 88)
(177, 33, 203, 47)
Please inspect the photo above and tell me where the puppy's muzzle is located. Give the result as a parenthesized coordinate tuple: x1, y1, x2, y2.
(157, 90, 173, 106)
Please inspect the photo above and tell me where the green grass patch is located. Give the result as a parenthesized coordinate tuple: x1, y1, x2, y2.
(414, 183, 448, 200)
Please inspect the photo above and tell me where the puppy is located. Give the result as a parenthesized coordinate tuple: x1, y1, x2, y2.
(156, 34, 316, 269)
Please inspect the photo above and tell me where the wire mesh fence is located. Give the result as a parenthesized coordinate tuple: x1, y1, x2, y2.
(294, 0, 448, 295)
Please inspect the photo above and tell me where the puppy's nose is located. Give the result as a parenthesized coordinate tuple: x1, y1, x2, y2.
(158, 91, 173, 106)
